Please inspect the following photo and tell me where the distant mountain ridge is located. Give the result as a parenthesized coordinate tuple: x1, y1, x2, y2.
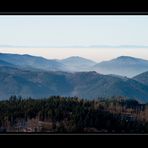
(93, 56, 148, 77)
(0, 53, 148, 77)
(0, 53, 68, 71)
(0, 53, 98, 72)
(60, 56, 96, 71)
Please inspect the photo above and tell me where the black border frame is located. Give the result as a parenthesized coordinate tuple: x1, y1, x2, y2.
(0, 12, 148, 15)
(0, 10, 148, 147)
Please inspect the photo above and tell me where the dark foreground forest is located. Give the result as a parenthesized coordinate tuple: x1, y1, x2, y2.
(0, 96, 148, 133)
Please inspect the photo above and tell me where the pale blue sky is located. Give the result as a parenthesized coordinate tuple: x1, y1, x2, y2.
(1, 15, 148, 61)
(0, 15, 148, 47)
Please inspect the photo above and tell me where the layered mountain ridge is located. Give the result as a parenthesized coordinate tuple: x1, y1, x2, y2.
(0, 53, 148, 102)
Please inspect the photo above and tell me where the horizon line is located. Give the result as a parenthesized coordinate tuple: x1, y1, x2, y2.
(1, 45, 148, 48)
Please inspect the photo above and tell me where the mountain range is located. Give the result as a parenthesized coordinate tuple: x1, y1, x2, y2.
(1, 53, 148, 77)
(0, 53, 148, 102)
(93, 56, 148, 77)
(0, 66, 148, 102)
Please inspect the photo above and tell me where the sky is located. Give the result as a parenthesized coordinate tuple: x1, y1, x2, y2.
(0, 15, 148, 61)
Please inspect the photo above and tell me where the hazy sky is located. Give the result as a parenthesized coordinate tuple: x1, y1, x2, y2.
(0, 15, 148, 61)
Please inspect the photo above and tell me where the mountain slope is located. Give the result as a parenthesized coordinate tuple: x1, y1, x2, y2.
(0, 59, 15, 67)
(1, 67, 148, 102)
(68, 72, 148, 101)
(93, 56, 148, 77)
(0, 66, 73, 99)
(133, 71, 148, 86)
(60, 56, 96, 71)
(0, 53, 68, 71)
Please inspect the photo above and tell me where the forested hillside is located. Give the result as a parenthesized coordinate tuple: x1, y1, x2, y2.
(0, 96, 148, 133)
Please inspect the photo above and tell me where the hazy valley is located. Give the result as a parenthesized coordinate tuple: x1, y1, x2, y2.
(0, 53, 148, 102)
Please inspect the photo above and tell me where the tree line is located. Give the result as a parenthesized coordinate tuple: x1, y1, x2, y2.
(0, 95, 148, 133)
